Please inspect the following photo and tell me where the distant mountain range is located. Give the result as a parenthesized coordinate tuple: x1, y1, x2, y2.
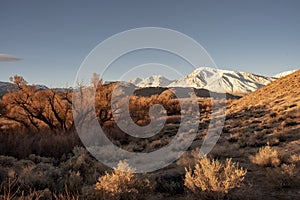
(0, 82, 49, 97)
(0, 68, 298, 97)
(129, 68, 298, 94)
(0, 81, 14, 97)
(129, 75, 173, 87)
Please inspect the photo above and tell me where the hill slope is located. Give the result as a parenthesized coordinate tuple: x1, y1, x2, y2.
(226, 70, 300, 154)
(220, 70, 300, 198)
(229, 69, 300, 111)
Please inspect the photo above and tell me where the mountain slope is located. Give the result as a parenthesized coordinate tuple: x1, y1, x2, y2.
(229, 69, 300, 110)
(0, 81, 14, 97)
(0, 82, 49, 97)
(129, 77, 143, 86)
(169, 67, 276, 94)
(226, 69, 300, 156)
(213, 71, 300, 199)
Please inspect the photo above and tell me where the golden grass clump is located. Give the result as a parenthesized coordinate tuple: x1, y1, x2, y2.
(184, 157, 246, 197)
(95, 161, 151, 200)
(250, 145, 281, 167)
(290, 154, 300, 167)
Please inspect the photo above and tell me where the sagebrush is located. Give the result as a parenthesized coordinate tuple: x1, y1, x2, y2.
(184, 157, 246, 198)
(95, 161, 151, 200)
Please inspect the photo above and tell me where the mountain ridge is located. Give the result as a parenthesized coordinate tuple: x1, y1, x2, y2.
(129, 67, 298, 95)
(0, 68, 297, 97)
(273, 70, 297, 78)
(129, 75, 173, 88)
(168, 67, 276, 94)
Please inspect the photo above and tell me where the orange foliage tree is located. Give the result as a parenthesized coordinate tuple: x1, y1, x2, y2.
(1, 75, 73, 132)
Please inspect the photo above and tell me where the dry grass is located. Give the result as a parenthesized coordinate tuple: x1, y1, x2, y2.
(53, 185, 79, 200)
(0, 177, 79, 200)
(267, 163, 300, 189)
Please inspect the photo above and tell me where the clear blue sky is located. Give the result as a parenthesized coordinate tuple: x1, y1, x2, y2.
(0, 0, 299, 87)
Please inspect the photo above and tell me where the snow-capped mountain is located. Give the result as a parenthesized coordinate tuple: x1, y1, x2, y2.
(34, 84, 49, 90)
(273, 70, 297, 78)
(129, 77, 143, 86)
(168, 67, 276, 94)
(130, 75, 173, 87)
(128, 68, 299, 94)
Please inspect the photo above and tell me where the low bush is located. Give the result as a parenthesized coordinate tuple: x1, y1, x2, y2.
(184, 157, 246, 199)
(250, 145, 281, 167)
(95, 161, 151, 200)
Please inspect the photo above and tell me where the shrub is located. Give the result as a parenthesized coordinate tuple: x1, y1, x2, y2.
(290, 154, 300, 167)
(95, 161, 151, 200)
(184, 157, 246, 198)
(267, 164, 300, 189)
(250, 145, 281, 167)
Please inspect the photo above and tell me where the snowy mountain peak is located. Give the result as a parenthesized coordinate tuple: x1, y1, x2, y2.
(128, 67, 298, 95)
(169, 67, 276, 94)
(131, 75, 173, 88)
(273, 70, 298, 78)
(129, 77, 143, 85)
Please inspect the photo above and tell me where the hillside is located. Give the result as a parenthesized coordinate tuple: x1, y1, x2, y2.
(229, 69, 300, 112)
(225, 70, 300, 155)
(216, 70, 300, 199)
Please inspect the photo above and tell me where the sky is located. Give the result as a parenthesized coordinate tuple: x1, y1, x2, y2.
(0, 0, 300, 87)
